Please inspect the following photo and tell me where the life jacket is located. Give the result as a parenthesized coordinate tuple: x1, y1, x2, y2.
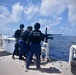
(28, 30, 44, 43)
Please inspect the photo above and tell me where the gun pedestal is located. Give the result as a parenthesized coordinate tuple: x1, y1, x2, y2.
(41, 42, 50, 62)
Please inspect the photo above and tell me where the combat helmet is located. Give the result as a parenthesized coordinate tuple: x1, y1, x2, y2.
(34, 22, 40, 29)
(20, 24, 24, 28)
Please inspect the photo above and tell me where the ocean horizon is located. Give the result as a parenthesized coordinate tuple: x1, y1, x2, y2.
(49, 35, 76, 62)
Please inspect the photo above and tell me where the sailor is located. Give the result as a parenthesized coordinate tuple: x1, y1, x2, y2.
(26, 22, 45, 70)
(12, 24, 24, 59)
(18, 26, 33, 60)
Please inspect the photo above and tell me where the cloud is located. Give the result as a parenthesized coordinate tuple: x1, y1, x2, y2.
(0, 0, 76, 35)
(11, 2, 23, 22)
(0, 2, 23, 25)
(23, 3, 39, 20)
(60, 25, 76, 35)
(0, 2, 24, 35)
(0, 6, 10, 25)
(22, 0, 63, 31)
(67, 0, 76, 26)
(36, 16, 62, 33)
(40, 0, 66, 17)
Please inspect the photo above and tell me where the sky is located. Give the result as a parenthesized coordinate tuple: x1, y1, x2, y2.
(0, 0, 76, 36)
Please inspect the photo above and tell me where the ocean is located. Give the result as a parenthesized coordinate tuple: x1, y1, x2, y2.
(0, 35, 76, 62)
(48, 35, 76, 62)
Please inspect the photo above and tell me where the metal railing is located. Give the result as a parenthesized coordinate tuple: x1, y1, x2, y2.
(69, 45, 76, 64)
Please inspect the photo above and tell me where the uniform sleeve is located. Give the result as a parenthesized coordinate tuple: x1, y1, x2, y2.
(28, 32, 33, 42)
(14, 30, 18, 39)
(41, 32, 46, 41)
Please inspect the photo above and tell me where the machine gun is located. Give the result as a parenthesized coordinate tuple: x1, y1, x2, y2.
(41, 27, 62, 62)
(45, 27, 53, 42)
(41, 27, 53, 62)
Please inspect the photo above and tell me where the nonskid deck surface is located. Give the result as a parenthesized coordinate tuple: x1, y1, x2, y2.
(0, 48, 75, 75)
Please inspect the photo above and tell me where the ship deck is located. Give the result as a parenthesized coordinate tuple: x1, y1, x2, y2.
(0, 48, 75, 75)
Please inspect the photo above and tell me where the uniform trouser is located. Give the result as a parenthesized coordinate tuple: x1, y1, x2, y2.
(26, 43, 41, 69)
(18, 40, 28, 59)
(13, 42, 19, 57)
